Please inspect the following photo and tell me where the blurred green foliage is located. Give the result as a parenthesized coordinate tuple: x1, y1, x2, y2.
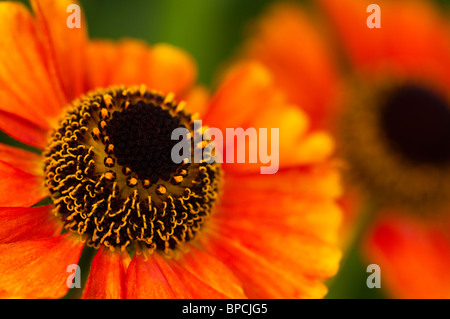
(79, 0, 275, 86)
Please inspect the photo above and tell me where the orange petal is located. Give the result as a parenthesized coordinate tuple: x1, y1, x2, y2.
(222, 164, 342, 202)
(0, 2, 65, 131)
(364, 214, 450, 298)
(31, 0, 87, 101)
(84, 40, 118, 91)
(167, 245, 246, 298)
(85, 40, 197, 96)
(0, 205, 61, 244)
(336, 188, 365, 249)
(200, 233, 329, 299)
(125, 253, 181, 298)
(200, 167, 342, 298)
(204, 61, 282, 131)
(180, 85, 211, 118)
(318, 0, 450, 85)
(153, 253, 227, 299)
(0, 110, 48, 149)
(82, 247, 130, 299)
(0, 233, 84, 298)
(146, 44, 197, 96)
(205, 61, 333, 173)
(0, 143, 42, 176)
(243, 2, 340, 129)
(0, 160, 47, 207)
(101, 40, 151, 89)
(211, 217, 341, 279)
(126, 249, 243, 299)
(221, 105, 335, 174)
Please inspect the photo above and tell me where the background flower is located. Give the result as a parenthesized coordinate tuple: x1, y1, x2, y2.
(230, 0, 450, 298)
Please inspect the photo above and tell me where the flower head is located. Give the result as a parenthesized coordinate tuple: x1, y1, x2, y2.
(0, 0, 342, 298)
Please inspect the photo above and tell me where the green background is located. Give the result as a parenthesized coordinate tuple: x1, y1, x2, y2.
(5, 0, 450, 299)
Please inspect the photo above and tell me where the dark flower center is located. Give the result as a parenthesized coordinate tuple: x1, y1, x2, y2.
(380, 85, 450, 165)
(106, 101, 183, 184)
(43, 86, 222, 253)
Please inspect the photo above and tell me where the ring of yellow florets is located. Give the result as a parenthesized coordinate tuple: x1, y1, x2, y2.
(43, 85, 222, 253)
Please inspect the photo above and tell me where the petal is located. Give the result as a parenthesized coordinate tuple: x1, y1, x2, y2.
(201, 167, 343, 298)
(153, 253, 227, 299)
(364, 214, 450, 298)
(125, 248, 244, 299)
(204, 61, 282, 131)
(0, 143, 42, 176)
(85, 40, 197, 96)
(0, 160, 47, 207)
(211, 217, 341, 278)
(222, 164, 342, 202)
(31, 0, 87, 101)
(0, 110, 48, 149)
(200, 233, 329, 299)
(82, 247, 130, 299)
(0, 2, 66, 131)
(125, 253, 183, 299)
(318, 0, 450, 85)
(337, 188, 365, 248)
(180, 85, 211, 118)
(205, 61, 333, 173)
(233, 105, 335, 171)
(100, 40, 151, 88)
(146, 44, 197, 96)
(167, 245, 246, 298)
(243, 2, 340, 128)
(0, 233, 84, 298)
(0, 205, 62, 244)
(84, 40, 118, 91)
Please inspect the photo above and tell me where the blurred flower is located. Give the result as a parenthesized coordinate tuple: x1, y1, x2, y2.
(0, 0, 342, 298)
(239, 0, 450, 298)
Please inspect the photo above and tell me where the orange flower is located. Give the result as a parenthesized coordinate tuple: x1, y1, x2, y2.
(0, 0, 342, 298)
(239, 0, 450, 298)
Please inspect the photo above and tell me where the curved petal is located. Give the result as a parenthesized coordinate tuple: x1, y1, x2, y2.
(243, 2, 340, 129)
(204, 61, 281, 131)
(85, 40, 197, 96)
(125, 253, 186, 299)
(364, 214, 450, 298)
(31, 0, 87, 101)
(200, 233, 330, 299)
(0, 205, 61, 244)
(104, 40, 153, 88)
(0, 2, 66, 132)
(180, 85, 211, 118)
(0, 160, 47, 207)
(0, 233, 85, 298)
(222, 163, 342, 203)
(318, 0, 450, 85)
(239, 105, 335, 170)
(82, 247, 130, 299)
(337, 188, 365, 248)
(205, 61, 334, 173)
(0, 143, 42, 176)
(146, 44, 198, 96)
(153, 253, 228, 299)
(201, 167, 342, 298)
(84, 40, 117, 91)
(125, 248, 245, 299)
(166, 245, 246, 299)
(0, 110, 48, 149)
